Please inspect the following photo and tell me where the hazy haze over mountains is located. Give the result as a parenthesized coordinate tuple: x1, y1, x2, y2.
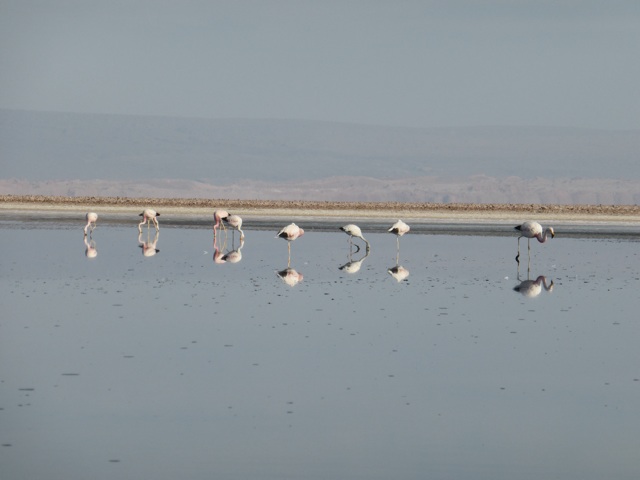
(1, 110, 639, 204)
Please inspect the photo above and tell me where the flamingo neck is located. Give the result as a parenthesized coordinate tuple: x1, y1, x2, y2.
(536, 230, 551, 243)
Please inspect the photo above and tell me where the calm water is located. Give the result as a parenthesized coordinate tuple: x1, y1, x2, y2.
(1, 216, 639, 480)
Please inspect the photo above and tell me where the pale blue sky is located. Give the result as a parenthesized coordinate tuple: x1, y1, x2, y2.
(1, 0, 639, 129)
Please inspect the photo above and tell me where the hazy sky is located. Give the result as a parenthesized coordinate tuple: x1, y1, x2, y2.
(1, 0, 639, 130)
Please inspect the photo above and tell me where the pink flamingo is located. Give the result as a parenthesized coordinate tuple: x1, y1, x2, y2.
(213, 209, 229, 232)
(515, 221, 555, 263)
(138, 209, 160, 233)
(83, 212, 98, 236)
(276, 223, 304, 266)
(84, 236, 98, 258)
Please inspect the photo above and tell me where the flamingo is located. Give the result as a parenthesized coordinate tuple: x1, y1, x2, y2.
(339, 247, 370, 274)
(213, 209, 229, 232)
(224, 214, 244, 241)
(513, 275, 554, 298)
(83, 212, 98, 236)
(339, 224, 370, 251)
(213, 244, 227, 264)
(515, 221, 555, 263)
(138, 209, 160, 233)
(276, 223, 304, 267)
(388, 219, 410, 251)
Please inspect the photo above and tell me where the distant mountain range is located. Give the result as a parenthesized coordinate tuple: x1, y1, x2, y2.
(1, 109, 639, 204)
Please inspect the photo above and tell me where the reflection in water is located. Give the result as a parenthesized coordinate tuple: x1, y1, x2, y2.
(222, 238, 244, 263)
(83, 236, 97, 258)
(276, 223, 304, 267)
(83, 212, 98, 236)
(138, 231, 160, 257)
(138, 208, 160, 233)
(514, 275, 554, 298)
(387, 265, 410, 282)
(339, 246, 370, 274)
(276, 267, 304, 287)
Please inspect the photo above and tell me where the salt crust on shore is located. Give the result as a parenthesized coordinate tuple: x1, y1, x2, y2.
(1, 195, 639, 224)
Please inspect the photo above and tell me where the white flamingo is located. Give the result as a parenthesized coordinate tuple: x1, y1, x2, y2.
(276, 223, 304, 267)
(388, 219, 410, 251)
(224, 214, 244, 241)
(515, 221, 554, 263)
(339, 224, 369, 251)
(138, 209, 160, 233)
(339, 247, 370, 274)
(83, 212, 98, 236)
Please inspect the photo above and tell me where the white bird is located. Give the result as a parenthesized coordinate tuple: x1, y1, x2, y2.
(138, 209, 160, 233)
(276, 223, 304, 267)
(83, 212, 98, 236)
(339, 248, 370, 274)
(513, 275, 554, 298)
(224, 214, 244, 240)
(515, 221, 555, 263)
(339, 224, 369, 250)
(388, 219, 410, 250)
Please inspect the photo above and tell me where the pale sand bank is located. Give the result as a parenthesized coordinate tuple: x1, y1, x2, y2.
(1, 195, 640, 225)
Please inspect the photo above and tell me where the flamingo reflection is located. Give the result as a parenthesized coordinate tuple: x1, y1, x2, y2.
(276, 268, 304, 287)
(388, 265, 410, 282)
(138, 230, 160, 257)
(339, 245, 370, 274)
(222, 238, 245, 263)
(513, 275, 554, 298)
(84, 236, 98, 258)
(276, 223, 304, 267)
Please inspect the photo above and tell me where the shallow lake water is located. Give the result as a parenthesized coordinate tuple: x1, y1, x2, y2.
(1, 216, 639, 480)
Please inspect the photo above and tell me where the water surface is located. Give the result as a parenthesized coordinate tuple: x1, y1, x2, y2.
(1, 218, 639, 480)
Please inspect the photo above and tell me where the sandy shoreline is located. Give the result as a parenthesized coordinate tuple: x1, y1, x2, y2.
(1, 194, 640, 224)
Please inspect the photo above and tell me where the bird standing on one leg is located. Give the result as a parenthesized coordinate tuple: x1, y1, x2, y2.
(388, 219, 410, 251)
(515, 221, 555, 264)
(276, 223, 304, 267)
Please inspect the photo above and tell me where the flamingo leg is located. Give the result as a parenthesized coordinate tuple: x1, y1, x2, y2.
(287, 242, 291, 268)
(516, 236, 521, 263)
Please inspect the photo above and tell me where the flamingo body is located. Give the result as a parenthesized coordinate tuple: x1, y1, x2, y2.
(340, 224, 369, 250)
(276, 223, 304, 242)
(515, 221, 554, 263)
(388, 265, 410, 282)
(84, 212, 98, 235)
(224, 214, 244, 240)
(388, 219, 410, 237)
(213, 209, 229, 231)
(276, 268, 304, 287)
(138, 209, 160, 232)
